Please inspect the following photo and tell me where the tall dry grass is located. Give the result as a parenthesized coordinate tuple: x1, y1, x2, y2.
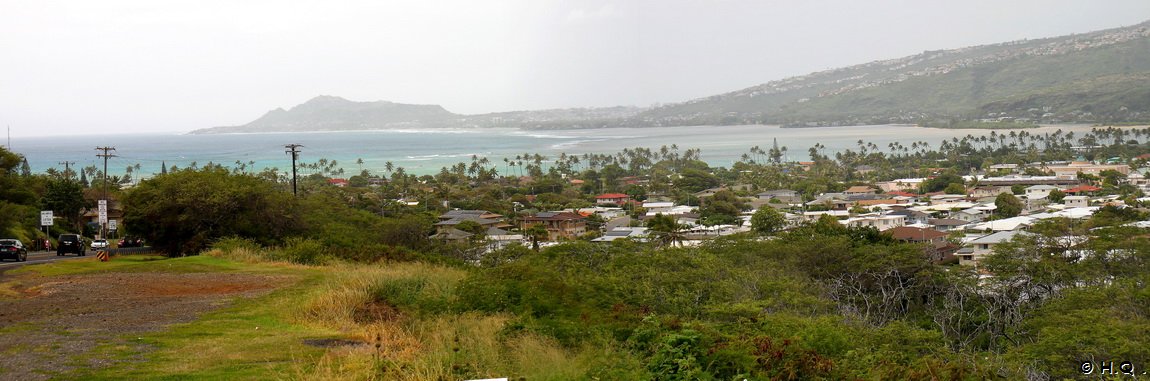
(286, 262, 612, 380)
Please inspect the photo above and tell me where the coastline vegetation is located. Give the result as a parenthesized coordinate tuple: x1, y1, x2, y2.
(2, 125, 1150, 379)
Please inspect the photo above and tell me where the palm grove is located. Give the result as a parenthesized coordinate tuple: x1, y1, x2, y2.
(1, 126, 1149, 379)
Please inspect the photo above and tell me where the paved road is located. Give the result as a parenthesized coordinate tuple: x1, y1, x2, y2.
(0, 250, 91, 268)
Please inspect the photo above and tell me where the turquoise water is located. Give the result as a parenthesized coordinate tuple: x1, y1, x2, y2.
(7, 124, 1111, 177)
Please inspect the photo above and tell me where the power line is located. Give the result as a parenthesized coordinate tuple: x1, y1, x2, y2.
(285, 144, 303, 196)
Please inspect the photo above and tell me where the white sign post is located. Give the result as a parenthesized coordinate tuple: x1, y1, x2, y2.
(98, 200, 108, 224)
(109, 219, 118, 231)
(40, 211, 54, 226)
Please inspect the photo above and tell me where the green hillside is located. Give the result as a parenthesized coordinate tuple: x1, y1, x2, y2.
(639, 21, 1150, 127)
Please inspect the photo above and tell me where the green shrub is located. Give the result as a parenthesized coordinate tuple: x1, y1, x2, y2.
(272, 237, 328, 265)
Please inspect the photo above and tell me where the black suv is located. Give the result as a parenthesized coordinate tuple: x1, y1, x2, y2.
(57, 234, 86, 256)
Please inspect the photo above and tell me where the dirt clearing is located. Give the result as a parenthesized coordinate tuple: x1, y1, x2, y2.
(0, 269, 289, 380)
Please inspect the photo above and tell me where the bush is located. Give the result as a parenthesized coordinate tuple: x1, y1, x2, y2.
(271, 237, 328, 265)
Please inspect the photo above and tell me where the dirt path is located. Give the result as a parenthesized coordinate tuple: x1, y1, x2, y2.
(0, 269, 288, 380)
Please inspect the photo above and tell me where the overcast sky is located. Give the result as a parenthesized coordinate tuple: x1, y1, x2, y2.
(2, 0, 1149, 137)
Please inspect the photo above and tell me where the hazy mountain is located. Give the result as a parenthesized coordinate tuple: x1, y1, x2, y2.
(190, 96, 647, 134)
(194, 20, 1150, 134)
(190, 96, 462, 134)
(638, 20, 1150, 127)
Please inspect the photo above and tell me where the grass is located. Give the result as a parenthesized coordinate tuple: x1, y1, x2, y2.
(10, 248, 627, 379)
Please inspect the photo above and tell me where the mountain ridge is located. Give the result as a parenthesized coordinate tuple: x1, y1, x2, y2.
(190, 20, 1150, 134)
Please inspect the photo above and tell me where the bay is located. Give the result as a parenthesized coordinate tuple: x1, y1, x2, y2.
(6, 124, 1113, 178)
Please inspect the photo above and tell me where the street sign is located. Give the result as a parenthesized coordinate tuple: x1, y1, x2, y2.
(109, 219, 118, 231)
(98, 200, 108, 224)
(40, 211, 54, 226)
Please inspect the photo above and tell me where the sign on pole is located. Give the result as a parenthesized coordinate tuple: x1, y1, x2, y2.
(98, 200, 108, 224)
(109, 219, 118, 231)
(41, 211, 54, 226)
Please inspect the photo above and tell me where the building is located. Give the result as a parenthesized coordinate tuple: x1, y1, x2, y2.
(595, 193, 630, 206)
(1025, 185, 1061, 200)
(1063, 195, 1089, 208)
(887, 226, 954, 262)
(434, 210, 508, 238)
(843, 185, 878, 196)
(842, 215, 904, 231)
(961, 231, 1027, 266)
(1043, 162, 1130, 177)
(522, 212, 587, 241)
(757, 189, 802, 204)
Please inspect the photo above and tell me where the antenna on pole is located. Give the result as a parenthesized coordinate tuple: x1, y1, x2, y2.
(285, 144, 303, 196)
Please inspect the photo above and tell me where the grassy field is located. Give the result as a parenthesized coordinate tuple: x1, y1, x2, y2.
(5, 250, 603, 380)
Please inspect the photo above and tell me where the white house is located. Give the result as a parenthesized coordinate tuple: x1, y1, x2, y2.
(961, 231, 1027, 266)
(1025, 185, 1061, 200)
(1063, 195, 1089, 208)
(842, 215, 905, 231)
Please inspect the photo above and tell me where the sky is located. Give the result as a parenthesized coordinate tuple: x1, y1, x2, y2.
(2, 0, 1149, 137)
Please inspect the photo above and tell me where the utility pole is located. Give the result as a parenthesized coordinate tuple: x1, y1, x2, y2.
(58, 161, 75, 179)
(285, 144, 303, 196)
(96, 147, 116, 239)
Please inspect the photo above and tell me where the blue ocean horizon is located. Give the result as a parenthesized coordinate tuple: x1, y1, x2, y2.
(6, 124, 1110, 179)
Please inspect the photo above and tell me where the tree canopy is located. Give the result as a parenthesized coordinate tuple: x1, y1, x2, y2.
(122, 167, 302, 256)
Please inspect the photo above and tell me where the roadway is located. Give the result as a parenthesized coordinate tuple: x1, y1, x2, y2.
(0, 247, 155, 268)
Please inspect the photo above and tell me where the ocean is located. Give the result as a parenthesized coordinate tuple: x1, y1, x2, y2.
(5, 124, 1115, 178)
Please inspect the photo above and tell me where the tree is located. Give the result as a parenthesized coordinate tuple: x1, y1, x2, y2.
(1047, 189, 1066, 204)
(750, 207, 786, 235)
(122, 167, 302, 256)
(994, 193, 1023, 218)
(41, 179, 88, 233)
(943, 183, 966, 195)
(525, 223, 549, 251)
(674, 169, 720, 193)
(646, 213, 685, 247)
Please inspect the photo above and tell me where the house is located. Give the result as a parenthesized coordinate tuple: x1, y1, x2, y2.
(949, 209, 984, 223)
(1063, 195, 1089, 208)
(327, 178, 350, 187)
(1025, 185, 1060, 200)
(575, 207, 626, 220)
(887, 209, 931, 225)
(962, 231, 1027, 266)
(988, 163, 1020, 173)
(642, 201, 675, 214)
(1128, 172, 1149, 191)
(521, 212, 587, 241)
(966, 216, 1035, 232)
(757, 189, 803, 205)
(843, 185, 877, 196)
(842, 215, 904, 231)
(1064, 185, 1102, 195)
(927, 218, 968, 232)
(694, 187, 727, 198)
(969, 186, 1009, 199)
(434, 210, 508, 236)
(591, 227, 649, 243)
(887, 226, 954, 262)
(876, 178, 924, 192)
(807, 193, 854, 210)
(595, 193, 630, 206)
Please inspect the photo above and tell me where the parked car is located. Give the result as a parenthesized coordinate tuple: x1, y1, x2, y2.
(118, 237, 144, 248)
(91, 239, 108, 250)
(57, 234, 86, 256)
(0, 239, 28, 262)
